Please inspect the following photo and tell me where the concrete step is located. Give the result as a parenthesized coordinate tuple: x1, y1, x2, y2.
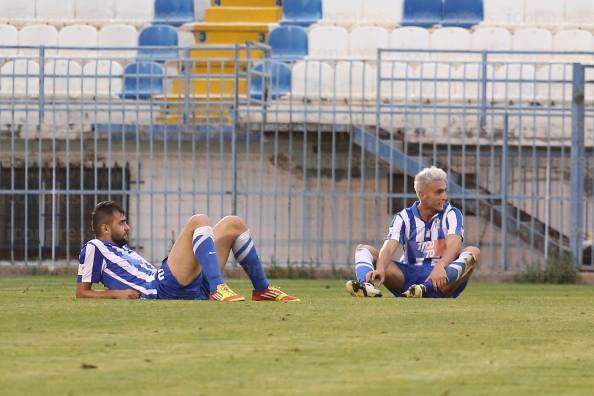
(205, 7, 282, 23)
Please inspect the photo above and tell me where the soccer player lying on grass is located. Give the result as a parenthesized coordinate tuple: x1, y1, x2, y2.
(76, 201, 299, 302)
(346, 166, 480, 298)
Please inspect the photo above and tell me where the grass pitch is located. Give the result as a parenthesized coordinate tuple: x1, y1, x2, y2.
(1, 277, 594, 396)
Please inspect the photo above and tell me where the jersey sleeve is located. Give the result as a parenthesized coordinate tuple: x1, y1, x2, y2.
(77, 242, 104, 283)
(385, 213, 405, 243)
(445, 207, 464, 239)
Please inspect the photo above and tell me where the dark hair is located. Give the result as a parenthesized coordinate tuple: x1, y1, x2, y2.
(92, 201, 125, 236)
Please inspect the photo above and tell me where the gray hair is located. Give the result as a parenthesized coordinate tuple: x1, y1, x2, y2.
(414, 166, 447, 197)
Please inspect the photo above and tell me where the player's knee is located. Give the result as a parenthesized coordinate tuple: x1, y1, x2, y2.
(187, 214, 209, 228)
(466, 246, 481, 262)
(220, 215, 247, 233)
(356, 244, 379, 261)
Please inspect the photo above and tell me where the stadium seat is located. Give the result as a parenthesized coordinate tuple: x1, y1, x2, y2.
(154, 0, 195, 27)
(308, 26, 349, 60)
(322, 0, 362, 26)
(564, 0, 594, 29)
(137, 25, 179, 61)
(482, 0, 523, 26)
(18, 24, 59, 57)
(512, 28, 553, 61)
(349, 26, 388, 60)
(121, 62, 164, 99)
(250, 62, 291, 100)
(35, 0, 75, 25)
(430, 27, 472, 61)
(269, 25, 308, 60)
(471, 27, 512, 62)
(553, 30, 594, 63)
(0, 25, 18, 58)
(83, 60, 123, 98)
(361, 0, 403, 26)
(454, 62, 484, 103)
(380, 62, 419, 102)
(98, 25, 138, 59)
(0, 0, 35, 25)
(492, 63, 536, 103)
(401, 0, 443, 28)
(58, 25, 98, 58)
(388, 27, 431, 61)
(291, 60, 333, 100)
(523, 0, 563, 28)
(0, 60, 40, 97)
(75, 0, 116, 24)
(335, 61, 376, 101)
(442, 0, 483, 28)
(177, 31, 196, 48)
(44, 59, 82, 98)
(115, 0, 154, 26)
(471, 27, 512, 51)
(281, 0, 322, 27)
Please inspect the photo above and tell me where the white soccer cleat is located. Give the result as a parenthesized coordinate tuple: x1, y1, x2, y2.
(401, 284, 427, 298)
(345, 280, 382, 297)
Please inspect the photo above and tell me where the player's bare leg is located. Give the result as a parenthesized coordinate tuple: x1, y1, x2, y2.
(167, 214, 210, 286)
(167, 214, 244, 301)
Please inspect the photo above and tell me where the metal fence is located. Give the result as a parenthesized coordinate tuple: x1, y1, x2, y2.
(0, 45, 592, 271)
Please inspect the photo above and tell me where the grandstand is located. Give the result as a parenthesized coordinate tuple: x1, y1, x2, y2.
(0, 0, 592, 271)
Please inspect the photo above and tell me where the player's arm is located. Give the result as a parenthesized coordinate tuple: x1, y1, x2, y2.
(76, 282, 140, 299)
(366, 239, 399, 285)
(426, 234, 462, 290)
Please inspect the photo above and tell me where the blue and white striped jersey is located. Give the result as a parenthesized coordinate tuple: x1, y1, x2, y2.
(77, 239, 159, 299)
(386, 201, 464, 266)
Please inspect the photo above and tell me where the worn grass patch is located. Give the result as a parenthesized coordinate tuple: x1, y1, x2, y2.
(1, 277, 594, 395)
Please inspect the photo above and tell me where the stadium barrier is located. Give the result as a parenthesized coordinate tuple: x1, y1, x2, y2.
(0, 44, 592, 271)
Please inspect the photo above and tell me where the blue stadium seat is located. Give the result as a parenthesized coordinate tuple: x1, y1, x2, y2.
(401, 0, 443, 28)
(121, 62, 164, 99)
(250, 62, 291, 100)
(137, 25, 179, 61)
(442, 0, 483, 28)
(280, 0, 322, 27)
(269, 26, 308, 60)
(154, 0, 194, 27)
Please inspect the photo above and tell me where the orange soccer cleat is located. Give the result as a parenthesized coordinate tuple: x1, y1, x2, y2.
(209, 284, 245, 302)
(252, 286, 300, 302)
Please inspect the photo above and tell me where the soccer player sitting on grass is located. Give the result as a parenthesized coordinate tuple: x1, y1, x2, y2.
(346, 166, 480, 298)
(76, 201, 299, 302)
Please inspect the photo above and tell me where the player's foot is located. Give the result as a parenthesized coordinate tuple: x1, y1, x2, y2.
(401, 284, 426, 298)
(252, 286, 300, 302)
(345, 280, 382, 297)
(210, 284, 245, 302)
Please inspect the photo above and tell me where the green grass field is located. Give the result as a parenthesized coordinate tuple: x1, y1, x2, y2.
(1, 276, 594, 396)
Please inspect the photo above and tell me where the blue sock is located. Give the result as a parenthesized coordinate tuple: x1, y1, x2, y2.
(232, 230, 269, 291)
(355, 248, 375, 283)
(192, 226, 224, 293)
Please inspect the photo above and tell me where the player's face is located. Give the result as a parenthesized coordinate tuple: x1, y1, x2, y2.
(421, 180, 448, 213)
(109, 212, 130, 247)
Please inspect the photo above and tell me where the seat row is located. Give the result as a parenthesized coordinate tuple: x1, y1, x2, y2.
(0, 59, 168, 99)
(0, 24, 195, 60)
(282, 0, 594, 30)
(0, 0, 197, 27)
(270, 25, 594, 61)
(252, 60, 587, 105)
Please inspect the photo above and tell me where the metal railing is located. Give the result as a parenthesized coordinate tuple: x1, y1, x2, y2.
(0, 45, 592, 271)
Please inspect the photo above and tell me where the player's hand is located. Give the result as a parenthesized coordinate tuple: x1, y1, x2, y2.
(365, 269, 385, 286)
(112, 289, 141, 299)
(427, 265, 447, 291)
